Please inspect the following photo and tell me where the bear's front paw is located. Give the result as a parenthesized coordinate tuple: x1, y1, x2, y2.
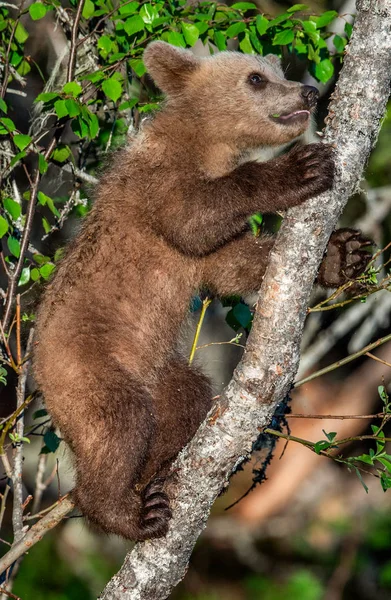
(284, 143, 335, 204)
(317, 228, 373, 289)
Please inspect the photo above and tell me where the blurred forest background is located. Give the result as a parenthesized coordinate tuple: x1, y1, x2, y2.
(0, 0, 390, 598)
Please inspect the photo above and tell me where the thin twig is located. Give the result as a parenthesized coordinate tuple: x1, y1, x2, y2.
(66, 0, 85, 83)
(283, 412, 389, 420)
(15, 296, 21, 367)
(0, 588, 21, 600)
(12, 329, 34, 545)
(295, 331, 391, 387)
(0, 484, 10, 531)
(189, 298, 212, 364)
(0, 495, 74, 576)
(365, 351, 391, 368)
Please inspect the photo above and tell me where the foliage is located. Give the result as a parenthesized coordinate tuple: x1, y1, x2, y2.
(266, 386, 391, 495)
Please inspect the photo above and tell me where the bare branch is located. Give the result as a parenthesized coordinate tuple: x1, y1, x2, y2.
(0, 496, 74, 576)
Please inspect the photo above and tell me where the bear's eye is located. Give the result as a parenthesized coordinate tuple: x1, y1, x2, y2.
(248, 73, 265, 86)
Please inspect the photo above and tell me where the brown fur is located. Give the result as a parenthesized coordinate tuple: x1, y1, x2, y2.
(33, 42, 370, 540)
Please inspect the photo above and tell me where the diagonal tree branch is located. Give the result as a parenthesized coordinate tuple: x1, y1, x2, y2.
(99, 1, 391, 598)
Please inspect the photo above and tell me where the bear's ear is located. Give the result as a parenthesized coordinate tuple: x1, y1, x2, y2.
(143, 41, 200, 95)
(265, 54, 282, 70)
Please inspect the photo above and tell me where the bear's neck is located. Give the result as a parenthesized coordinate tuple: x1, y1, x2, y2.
(144, 109, 241, 178)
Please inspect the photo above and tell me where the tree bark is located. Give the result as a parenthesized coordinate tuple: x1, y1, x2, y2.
(99, 1, 391, 598)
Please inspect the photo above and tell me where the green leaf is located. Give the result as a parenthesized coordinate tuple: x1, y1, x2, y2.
(314, 440, 332, 454)
(0, 117, 16, 134)
(33, 253, 49, 266)
(344, 22, 353, 38)
(124, 15, 145, 36)
(315, 58, 334, 83)
(65, 98, 80, 117)
(213, 30, 227, 51)
(129, 58, 146, 77)
(377, 457, 391, 474)
(323, 430, 337, 442)
(71, 117, 89, 139)
(225, 21, 246, 38)
(354, 454, 374, 466)
(82, 0, 95, 19)
(181, 22, 199, 46)
(231, 2, 257, 10)
(248, 212, 263, 236)
(18, 59, 31, 76)
(380, 472, 391, 492)
(33, 408, 48, 419)
(3, 197, 21, 220)
(268, 12, 290, 27)
(88, 112, 99, 138)
(8, 236, 20, 258)
(194, 21, 209, 35)
(0, 215, 8, 238)
(312, 10, 338, 29)
(118, 1, 139, 16)
(18, 266, 30, 286)
(54, 99, 69, 119)
(35, 92, 59, 103)
(10, 151, 26, 168)
(232, 303, 252, 328)
(287, 4, 308, 12)
(379, 385, 389, 405)
(167, 31, 186, 47)
(119, 98, 138, 111)
(38, 191, 60, 217)
(29, 2, 47, 20)
(140, 3, 159, 24)
(0, 366, 7, 385)
(98, 35, 112, 54)
(13, 134, 31, 151)
(43, 430, 61, 453)
(38, 153, 48, 174)
(273, 29, 294, 45)
(333, 34, 346, 53)
(31, 268, 40, 281)
(239, 31, 255, 54)
(51, 146, 71, 163)
(0, 98, 7, 114)
(63, 81, 82, 97)
(302, 19, 317, 33)
(39, 262, 56, 280)
(14, 22, 29, 44)
(102, 78, 122, 103)
(256, 14, 269, 36)
(307, 43, 320, 63)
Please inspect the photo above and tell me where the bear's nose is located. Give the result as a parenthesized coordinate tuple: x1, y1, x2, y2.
(301, 85, 319, 108)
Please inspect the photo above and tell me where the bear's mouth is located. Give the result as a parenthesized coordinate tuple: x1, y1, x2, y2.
(270, 110, 310, 125)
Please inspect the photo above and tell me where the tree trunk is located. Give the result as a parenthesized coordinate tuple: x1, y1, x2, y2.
(99, 1, 391, 598)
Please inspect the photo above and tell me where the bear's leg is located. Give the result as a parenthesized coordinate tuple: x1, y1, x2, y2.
(69, 369, 172, 541)
(139, 357, 213, 495)
(318, 228, 373, 288)
(201, 232, 275, 296)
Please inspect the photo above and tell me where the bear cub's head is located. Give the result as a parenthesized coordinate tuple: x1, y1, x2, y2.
(143, 41, 318, 149)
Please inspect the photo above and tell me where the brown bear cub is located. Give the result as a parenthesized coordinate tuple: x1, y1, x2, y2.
(34, 42, 372, 540)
